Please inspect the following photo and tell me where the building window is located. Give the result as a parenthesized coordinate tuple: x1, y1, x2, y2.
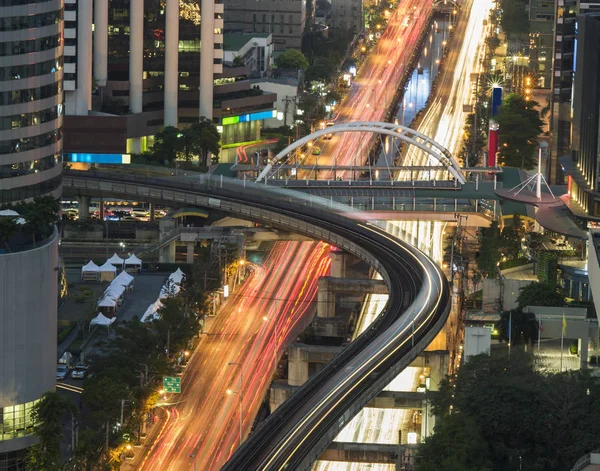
(0, 400, 40, 441)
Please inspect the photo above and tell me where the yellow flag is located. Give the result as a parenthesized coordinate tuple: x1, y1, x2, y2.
(562, 313, 567, 337)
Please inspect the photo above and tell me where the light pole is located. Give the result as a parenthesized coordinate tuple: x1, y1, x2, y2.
(227, 362, 243, 447)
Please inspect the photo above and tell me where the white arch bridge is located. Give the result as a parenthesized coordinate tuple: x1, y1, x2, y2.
(254, 121, 467, 185)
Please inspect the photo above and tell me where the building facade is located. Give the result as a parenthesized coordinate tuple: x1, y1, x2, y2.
(62, 0, 275, 162)
(563, 13, 600, 216)
(223, 33, 273, 76)
(224, 0, 306, 50)
(0, 0, 64, 205)
(330, 0, 362, 34)
(528, 0, 555, 89)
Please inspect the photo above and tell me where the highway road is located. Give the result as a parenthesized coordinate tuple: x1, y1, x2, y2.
(139, 241, 331, 471)
(300, 0, 433, 174)
(312, 2, 494, 468)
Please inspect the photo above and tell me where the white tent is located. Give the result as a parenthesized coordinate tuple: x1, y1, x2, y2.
(159, 281, 181, 299)
(105, 283, 126, 302)
(98, 261, 117, 282)
(97, 295, 117, 308)
(107, 253, 124, 268)
(81, 261, 100, 282)
(141, 299, 163, 323)
(112, 271, 135, 291)
(90, 312, 116, 327)
(124, 254, 142, 273)
(168, 268, 186, 285)
(0, 209, 19, 217)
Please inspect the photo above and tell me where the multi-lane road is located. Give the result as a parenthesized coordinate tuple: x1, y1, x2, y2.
(139, 241, 331, 471)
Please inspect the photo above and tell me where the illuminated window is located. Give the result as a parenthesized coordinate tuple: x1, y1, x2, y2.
(0, 400, 40, 441)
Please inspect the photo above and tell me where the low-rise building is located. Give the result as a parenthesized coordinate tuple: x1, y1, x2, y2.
(223, 33, 274, 76)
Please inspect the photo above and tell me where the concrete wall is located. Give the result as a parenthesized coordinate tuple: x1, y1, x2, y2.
(0, 230, 59, 453)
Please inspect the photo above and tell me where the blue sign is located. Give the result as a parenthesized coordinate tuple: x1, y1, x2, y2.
(491, 86, 503, 117)
(66, 153, 131, 164)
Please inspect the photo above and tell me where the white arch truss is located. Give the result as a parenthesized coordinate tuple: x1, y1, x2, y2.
(256, 121, 467, 184)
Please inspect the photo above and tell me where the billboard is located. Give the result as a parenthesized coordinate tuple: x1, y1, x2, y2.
(491, 85, 503, 117)
(487, 121, 499, 167)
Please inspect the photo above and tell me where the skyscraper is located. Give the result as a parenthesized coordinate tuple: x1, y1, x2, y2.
(0, 1, 64, 204)
(0, 1, 63, 469)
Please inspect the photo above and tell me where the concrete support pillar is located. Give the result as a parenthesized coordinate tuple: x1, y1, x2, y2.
(149, 203, 155, 221)
(579, 328, 590, 369)
(129, 0, 144, 114)
(287, 346, 309, 386)
(186, 241, 195, 264)
(199, 0, 215, 119)
(317, 279, 335, 318)
(93, 0, 109, 86)
(76, 0, 93, 115)
(164, 0, 179, 127)
(159, 241, 176, 263)
(329, 251, 348, 278)
(78, 196, 90, 221)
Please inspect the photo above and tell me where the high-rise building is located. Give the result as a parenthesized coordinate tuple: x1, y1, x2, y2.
(0, 1, 63, 469)
(561, 12, 600, 216)
(548, 0, 600, 182)
(0, 0, 64, 204)
(528, 0, 555, 89)
(62, 0, 276, 163)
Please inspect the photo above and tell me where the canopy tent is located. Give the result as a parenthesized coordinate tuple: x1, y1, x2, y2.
(98, 261, 117, 282)
(81, 261, 100, 282)
(107, 253, 124, 268)
(0, 209, 19, 217)
(168, 268, 186, 285)
(105, 283, 126, 302)
(112, 271, 135, 291)
(159, 281, 181, 299)
(0, 210, 25, 224)
(141, 299, 163, 323)
(97, 295, 117, 308)
(124, 254, 142, 273)
(90, 312, 116, 327)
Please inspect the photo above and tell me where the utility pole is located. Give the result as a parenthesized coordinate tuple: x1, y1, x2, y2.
(167, 329, 171, 358)
(120, 399, 125, 430)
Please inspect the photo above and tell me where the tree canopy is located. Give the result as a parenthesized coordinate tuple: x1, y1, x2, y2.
(477, 220, 501, 277)
(495, 93, 544, 169)
(275, 49, 309, 70)
(151, 119, 220, 165)
(499, 0, 530, 37)
(516, 282, 566, 309)
(420, 352, 600, 471)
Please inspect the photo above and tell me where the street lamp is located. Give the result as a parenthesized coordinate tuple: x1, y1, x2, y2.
(227, 362, 244, 447)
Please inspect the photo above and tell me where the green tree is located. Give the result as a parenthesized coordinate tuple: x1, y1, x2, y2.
(499, 0, 530, 36)
(305, 54, 340, 82)
(415, 413, 493, 471)
(152, 126, 183, 163)
(275, 49, 309, 70)
(496, 309, 539, 345)
(0, 216, 18, 252)
(182, 117, 221, 165)
(17, 196, 60, 243)
(26, 392, 76, 471)
(516, 282, 566, 309)
(232, 55, 244, 67)
(500, 214, 524, 260)
(495, 93, 544, 169)
(477, 220, 501, 277)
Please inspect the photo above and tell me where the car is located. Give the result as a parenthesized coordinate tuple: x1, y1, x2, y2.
(324, 132, 333, 140)
(56, 364, 69, 381)
(71, 364, 88, 380)
(312, 146, 322, 155)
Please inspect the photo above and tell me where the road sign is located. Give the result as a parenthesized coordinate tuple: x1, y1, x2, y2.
(163, 376, 181, 394)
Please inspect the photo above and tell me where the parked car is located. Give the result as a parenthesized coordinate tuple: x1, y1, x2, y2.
(71, 364, 88, 380)
(56, 364, 69, 381)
